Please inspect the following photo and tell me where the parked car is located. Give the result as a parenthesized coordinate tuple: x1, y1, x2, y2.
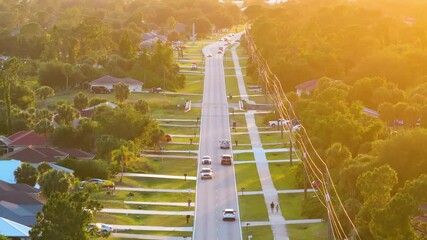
(152, 87, 163, 93)
(191, 63, 197, 70)
(222, 209, 236, 221)
(220, 154, 232, 165)
(292, 125, 302, 132)
(87, 223, 113, 236)
(201, 156, 212, 165)
(200, 167, 213, 179)
(219, 139, 230, 149)
(80, 179, 114, 189)
(268, 119, 291, 127)
(165, 134, 173, 142)
(91, 86, 111, 94)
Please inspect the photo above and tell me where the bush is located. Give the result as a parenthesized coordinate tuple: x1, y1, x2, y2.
(56, 158, 110, 180)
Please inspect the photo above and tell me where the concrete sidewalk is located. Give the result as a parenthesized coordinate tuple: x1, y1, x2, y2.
(231, 44, 289, 240)
(238, 189, 316, 196)
(242, 218, 323, 227)
(234, 159, 301, 165)
(233, 148, 290, 154)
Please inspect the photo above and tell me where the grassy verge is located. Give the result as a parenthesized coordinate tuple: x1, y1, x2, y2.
(278, 193, 306, 220)
(234, 152, 255, 161)
(144, 157, 197, 175)
(259, 131, 291, 144)
(94, 212, 193, 227)
(91, 190, 195, 203)
(286, 222, 328, 240)
(235, 164, 262, 191)
(242, 225, 273, 240)
(265, 152, 292, 161)
(102, 201, 193, 211)
(269, 162, 299, 190)
(116, 176, 196, 190)
(238, 195, 269, 221)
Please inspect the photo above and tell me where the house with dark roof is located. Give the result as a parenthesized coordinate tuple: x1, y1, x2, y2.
(89, 75, 143, 93)
(0, 181, 43, 227)
(140, 31, 167, 49)
(295, 79, 319, 96)
(3, 146, 95, 163)
(80, 101, 118, 118)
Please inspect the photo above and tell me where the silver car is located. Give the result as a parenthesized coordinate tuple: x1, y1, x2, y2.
(201, 156, 212, 165)
(200, 168, 213, 179)
(219, 139, 231, 149)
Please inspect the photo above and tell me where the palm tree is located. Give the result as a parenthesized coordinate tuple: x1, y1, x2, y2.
(111, 146, 134, 183)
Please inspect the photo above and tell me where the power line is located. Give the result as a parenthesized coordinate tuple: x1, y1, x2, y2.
(244, 25, 361, 240)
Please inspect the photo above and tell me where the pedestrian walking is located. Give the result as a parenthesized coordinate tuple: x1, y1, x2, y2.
(276, 204, 279, 213)
(270, 202, 275, 213)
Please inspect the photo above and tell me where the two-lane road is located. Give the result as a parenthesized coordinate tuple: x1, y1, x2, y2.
(193, 37, 242, 240)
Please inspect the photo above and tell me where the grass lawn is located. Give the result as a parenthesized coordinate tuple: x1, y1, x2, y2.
(286, 222, 328, 240)
(259, 131, 291, 144)
(164, 143, 199, 151)
(242, 225, 273, 240)
(277, 193, 307, 220)
(234, 164, 262, 191)
(229, 113, 247, 129)
(161, 125, 199, 136)
(145, 157, 197, 175)
(269, 162, 299, 190)
(230, 133, 251, 145)
(116, 176, 196, 190)
(91, 190, 195, 203)
(238, 195, 269, 222)
(101, 201, 193, 212)
(265, 152, 291, 161)
(115, 230, 192, 237)
(94, 212, 193, 227)
(234, 152, 255, 161)
(225, 76, 240, 96)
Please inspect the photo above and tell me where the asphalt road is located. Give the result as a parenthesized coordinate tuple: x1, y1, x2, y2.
(192, 36, 242, 240)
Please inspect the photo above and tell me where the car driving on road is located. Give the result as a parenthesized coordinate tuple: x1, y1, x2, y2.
(200, 167, 213, 179)
(222, 209, 236, 221)
(219, 139, 230, 149)
(220, 154, 232, 165)
(201, 155, 212, 165)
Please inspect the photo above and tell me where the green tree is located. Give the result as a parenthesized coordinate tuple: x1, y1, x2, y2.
(0, 235, 11, 240)
(0, 58, 21, 135)
(95, 134, 120, 161)
(356, 164, 398, 239)
(34, 118, 54, 136)
(37, 162, 53, 175)
(35, 86, 55, 104)
(14, 162, 38, 187)
(62, 63, 73, 91)
(111, 145, 135, 182)
(29, 191, 102, 240)
(73, 92, 88, 111)
(114, 82, 130, 102)
(134, 100, 150, 114)
(118, 32, 136, 59)
(38, 170, 75, 197)
(325, 142, 352, 170)
(75, 118, 99, 151)
(54, 104, 78, 125)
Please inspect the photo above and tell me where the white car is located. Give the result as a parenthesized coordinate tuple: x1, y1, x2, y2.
(201, 156, 212, 165)
(292, 125, 302, 131)
(200, 168, 213, 179)
(223, 209, 236, 221)
(87, 223, 113, 235)
(207, 53, 212, 57)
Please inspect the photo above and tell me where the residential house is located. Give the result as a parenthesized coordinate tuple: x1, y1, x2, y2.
(140, 31, 167, 49)
(89, 75, 143, 93)
(295, 79, 319, 96)
(2, 146, 95, 164)
(0, 217, 31, 240)
(1, 131, 50, 154)
(80, 101, 118, 118)
(0, 181, 43, 227)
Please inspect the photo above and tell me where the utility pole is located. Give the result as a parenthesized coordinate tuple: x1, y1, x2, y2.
(303, 152, 307, 200)
(325, 173, 333, 240)
(289, 139, 293, 166)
